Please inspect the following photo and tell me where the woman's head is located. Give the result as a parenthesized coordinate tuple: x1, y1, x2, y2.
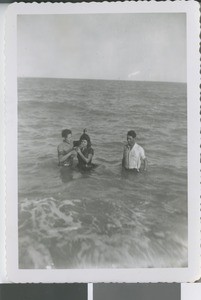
(80, 138, 88, 148)
(79, 129, 91, 148)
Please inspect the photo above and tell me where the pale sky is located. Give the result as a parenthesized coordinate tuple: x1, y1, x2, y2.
(17, 13, 186, 82)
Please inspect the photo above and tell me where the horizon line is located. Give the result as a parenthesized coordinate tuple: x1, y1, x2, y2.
(17, 76, 187, 84)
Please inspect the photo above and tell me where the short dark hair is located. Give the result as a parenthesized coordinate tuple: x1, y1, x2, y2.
(127, 130, 136, 138)
(62, 129, 72, 138)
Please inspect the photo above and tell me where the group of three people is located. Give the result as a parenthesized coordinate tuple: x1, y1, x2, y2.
(57, 129, 147, 172)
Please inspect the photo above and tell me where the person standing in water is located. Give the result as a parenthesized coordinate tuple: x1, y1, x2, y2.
(57, 129, 76, 166)
(76, 129, 94, 170)
(122, 130, 147, 172)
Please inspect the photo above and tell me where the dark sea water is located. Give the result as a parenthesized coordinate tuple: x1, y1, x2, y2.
(18, 78, 187, 269)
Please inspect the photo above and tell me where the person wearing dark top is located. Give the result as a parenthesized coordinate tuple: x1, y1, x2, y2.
(76, 130, 94, 170)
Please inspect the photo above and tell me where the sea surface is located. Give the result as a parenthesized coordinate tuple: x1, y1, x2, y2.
(18, 78, 187, 269)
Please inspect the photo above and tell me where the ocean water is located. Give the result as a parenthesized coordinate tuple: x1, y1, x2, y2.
(18, 78, 187, 269)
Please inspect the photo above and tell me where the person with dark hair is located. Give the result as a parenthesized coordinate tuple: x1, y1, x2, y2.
(57, 129, 76, 166)
(122, 130, 147, 172)
(76, 129, 94, 170)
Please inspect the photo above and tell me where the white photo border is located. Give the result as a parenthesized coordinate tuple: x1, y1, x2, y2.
(4, 1, 200, 283)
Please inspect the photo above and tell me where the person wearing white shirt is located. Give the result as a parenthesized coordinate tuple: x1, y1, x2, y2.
(122, 130, 147, 172)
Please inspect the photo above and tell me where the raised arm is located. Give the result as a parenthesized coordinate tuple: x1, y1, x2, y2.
(57, 146, 74, 164)
(78, 151, 93, 164)
(77, 147, 93, 164)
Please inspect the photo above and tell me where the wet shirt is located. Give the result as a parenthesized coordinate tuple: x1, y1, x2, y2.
(77, 147, 94, 167)
(124, 143, 145, 170)
(57, 141, 73, 166)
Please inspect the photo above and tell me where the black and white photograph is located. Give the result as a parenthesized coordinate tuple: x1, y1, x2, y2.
(5, 2, 200, 282)
(18, 11, 188, 270)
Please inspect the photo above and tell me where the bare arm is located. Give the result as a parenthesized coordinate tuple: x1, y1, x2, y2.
(142, 158, 148, 171)
(58, 151, 73, 163)
(122, 145, 129, 168)
(58, 146, 75, 164)
(77, 149, 93, 164)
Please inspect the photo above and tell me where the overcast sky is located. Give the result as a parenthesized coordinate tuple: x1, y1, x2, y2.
(17, 13, 186, 82)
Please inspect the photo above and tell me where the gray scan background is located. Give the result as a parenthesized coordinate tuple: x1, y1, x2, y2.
(0, 0, 200, 296)
(93, 283, 180, 300)
(0, 283, 180, 300)
(0, 284, 88, 300)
